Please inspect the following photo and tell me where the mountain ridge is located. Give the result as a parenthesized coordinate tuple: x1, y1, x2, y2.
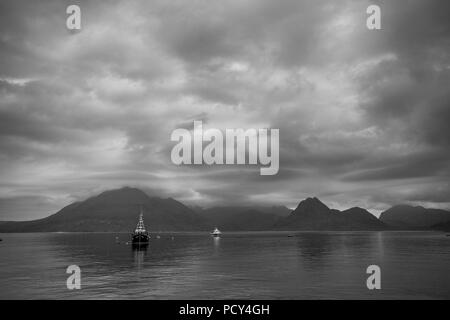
(274, 198, 387, 230)
(1, 187, 449, 232)
(379, 204, 450, 229)
(0, 187, 208, 232)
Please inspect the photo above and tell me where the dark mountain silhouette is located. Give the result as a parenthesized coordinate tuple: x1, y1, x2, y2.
(199, 207, 285, 231)
(431, 221, 450, 232)
(0, 187, 208, 232)
(338, 207, 386, 229)
(196, 205, 291, 217)
(274, 197, 386, 230)
(379, 205, 450, 229)
(1, 189, 448, 232)
(258, 206, 292, 217)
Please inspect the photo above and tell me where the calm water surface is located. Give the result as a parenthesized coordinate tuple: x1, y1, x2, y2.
(0, 231, 449, 299)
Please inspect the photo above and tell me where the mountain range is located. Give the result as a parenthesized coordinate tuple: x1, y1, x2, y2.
(195, 205, 291, 231)
(0, 187, 207, 232)
(0, 187, 449, 232)
(379, 205, 450, 230)
(274, 197, 387, 231)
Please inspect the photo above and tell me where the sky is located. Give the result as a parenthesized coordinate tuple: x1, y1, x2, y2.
(0, 0, 449, 220)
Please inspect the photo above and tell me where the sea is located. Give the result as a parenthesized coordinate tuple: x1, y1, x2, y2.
(0, 231, 449, 299)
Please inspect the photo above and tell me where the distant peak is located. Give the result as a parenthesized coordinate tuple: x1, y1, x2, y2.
(386, 204, 426, 212)
(89, 187, 151, 204)
(108, 187, 147, 194)
(300, 197, 327, 206)
(293, 196, 330, 214)
(119, 186, 142, 191)
(347, 206, 365, 211)
(343, 207, 369, 214)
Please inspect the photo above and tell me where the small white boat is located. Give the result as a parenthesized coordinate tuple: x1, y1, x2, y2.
(210, 227, 221, 237)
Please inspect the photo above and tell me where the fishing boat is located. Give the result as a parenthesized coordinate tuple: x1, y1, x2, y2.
(210, 227, 221, 237)
(131, 207, 150, 246)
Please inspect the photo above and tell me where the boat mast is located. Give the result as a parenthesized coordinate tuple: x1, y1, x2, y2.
(135, 205, 146, 233)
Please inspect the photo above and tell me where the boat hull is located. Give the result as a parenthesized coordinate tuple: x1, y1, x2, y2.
(131, 233, 150, 245)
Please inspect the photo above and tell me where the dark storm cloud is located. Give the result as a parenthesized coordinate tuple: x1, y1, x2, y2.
(404, 183, 450, 204)
(157, 0, 332, 68)
(0, 0, 449, 220)
(345, 0, 450, 201)
(342, 149, 450, 181)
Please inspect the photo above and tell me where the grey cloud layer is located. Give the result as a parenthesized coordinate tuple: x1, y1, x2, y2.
(0, 0, 449, 219)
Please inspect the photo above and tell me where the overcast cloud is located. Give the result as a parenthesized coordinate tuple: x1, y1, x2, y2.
(0, 0, 449, 220)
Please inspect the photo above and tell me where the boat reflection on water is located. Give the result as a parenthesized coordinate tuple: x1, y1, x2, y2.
(132, 242, 147, 269)
(132, 242, 149, 251)
(212, 234, 221, 256)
